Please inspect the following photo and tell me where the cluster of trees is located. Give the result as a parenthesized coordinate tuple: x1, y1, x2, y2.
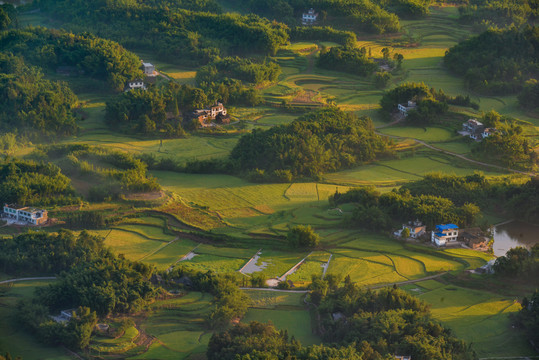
(0, 28, 143, 91)
(39, 144, 160, 201)
(403, 173, 539, 223)
(0, 158, 77, 206)
(330, 186, 480, 230)
(0, 230, 104, 275)
(290, 26, 356, 47)
(0, 4, 15, 31)
(317, 46, 378, 76)
(164, 267, 251, 329)
(9, 230, 157, 349)
(17, 305, 98, 350)
(287, 225, 320, 248)
(518, 79, 539, 111)
(475, 122, 536, 169)
(377, 0, 431, 18)
(230, 107, 390, 180)
(444, 27, 539, 96)
(244, 0, 401, 33)
(380, 82, 479, 123)
(493, 245, 539, 280)
(315, 280, 476, 359)
(33, 0, 289, 66)
(196, 57, 281, 85)
(207, 282, 476, 359)
(513, 290, 539, 347)
(0, 52, 79, 138)
(458, 0, 538, 29)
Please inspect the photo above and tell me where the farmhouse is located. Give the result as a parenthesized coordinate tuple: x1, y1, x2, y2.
(192, 102, 229, 126)
(142, 62, 156, 76)
(397, 100, 417, 116)
(51, 309, 76, 324)
(482, 127, 496, 138)
(431, 224, 459, 246)
(3, 204, 48, 225)
(459, 227, 490, 251)
(462, 119, 484, 140)
(394, 220, 426, 239)
(302, 8, 318, 24)
(125, 79, 147, 91)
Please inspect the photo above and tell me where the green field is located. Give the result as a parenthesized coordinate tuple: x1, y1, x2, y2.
(409, 280, 537, 358)
(242, 291, 320, 345)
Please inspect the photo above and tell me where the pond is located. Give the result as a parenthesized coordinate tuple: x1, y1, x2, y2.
(492, 221, 539, 257)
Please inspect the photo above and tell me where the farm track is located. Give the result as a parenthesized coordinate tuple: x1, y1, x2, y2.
(0, 277, 57, 284)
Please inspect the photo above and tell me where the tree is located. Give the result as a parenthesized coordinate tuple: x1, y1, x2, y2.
(401, 227, 411, 239)
(287, 225, 320, 248)
(0, 8, 10, 30)
(381, 47, 390, 60)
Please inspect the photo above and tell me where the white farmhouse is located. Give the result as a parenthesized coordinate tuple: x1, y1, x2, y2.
(125, 80, 147, 91)
(397, 100, 417, 116)
(302, 8, 318, 24)
(3, 204, 48, 225)
(431, 224, 459, 246)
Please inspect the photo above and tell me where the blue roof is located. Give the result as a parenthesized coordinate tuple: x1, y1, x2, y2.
(434, 232, 445, 237)
(436, 224, 458, 230)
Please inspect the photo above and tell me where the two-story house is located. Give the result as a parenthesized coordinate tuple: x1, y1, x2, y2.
(3, 204, 48, 225)
(431, 224, 459, 246)
(302, 8, 318, 24)
(394, 220, 426, 239)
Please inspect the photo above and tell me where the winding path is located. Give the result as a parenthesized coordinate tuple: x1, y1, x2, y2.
(0, 277, 57, 284)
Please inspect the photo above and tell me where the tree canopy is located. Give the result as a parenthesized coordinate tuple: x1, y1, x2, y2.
(230, 107, 390, 180)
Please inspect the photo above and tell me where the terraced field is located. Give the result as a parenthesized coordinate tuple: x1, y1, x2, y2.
(131, 291, 214, 360)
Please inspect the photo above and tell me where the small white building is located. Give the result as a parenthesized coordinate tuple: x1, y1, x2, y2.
(394, 220, 426, 239)
(125, 80, 147, 91)
(302, 8, 318, 24)
(3, 204, 48, 225)
(397, 100, 417, 116)
(51, 309, 76, 324)
(431, 224, 459, 246)
(142, 62, 156, 76)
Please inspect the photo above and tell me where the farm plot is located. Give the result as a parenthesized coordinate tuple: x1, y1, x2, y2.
(287, 251, 331, 285)
(132, 292, 214, 360)
(242, 309, 320, 345)
(113, 224, 176, 242)
(91, 229, 166, 262)
(143, 239, 198, 270)
(417, 284, 535, 358)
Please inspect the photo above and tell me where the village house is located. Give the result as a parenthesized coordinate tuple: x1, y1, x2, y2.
(125, 79, 147, 91)
(142, 62, 156, 76)
(395, 356, 411, 360)
(462, 119, 484, 140)
(431, 224, 459, 246)
(51, 309, 76, 323)
(302, 8, 318, 24)
(459, 227, 490, 251)
(394, 220, 426, 239)
(3, 204, 48, 225)
(482, 127, 496, 138)
(397, 100, 417, 117)
(192, 102, 229, 127)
